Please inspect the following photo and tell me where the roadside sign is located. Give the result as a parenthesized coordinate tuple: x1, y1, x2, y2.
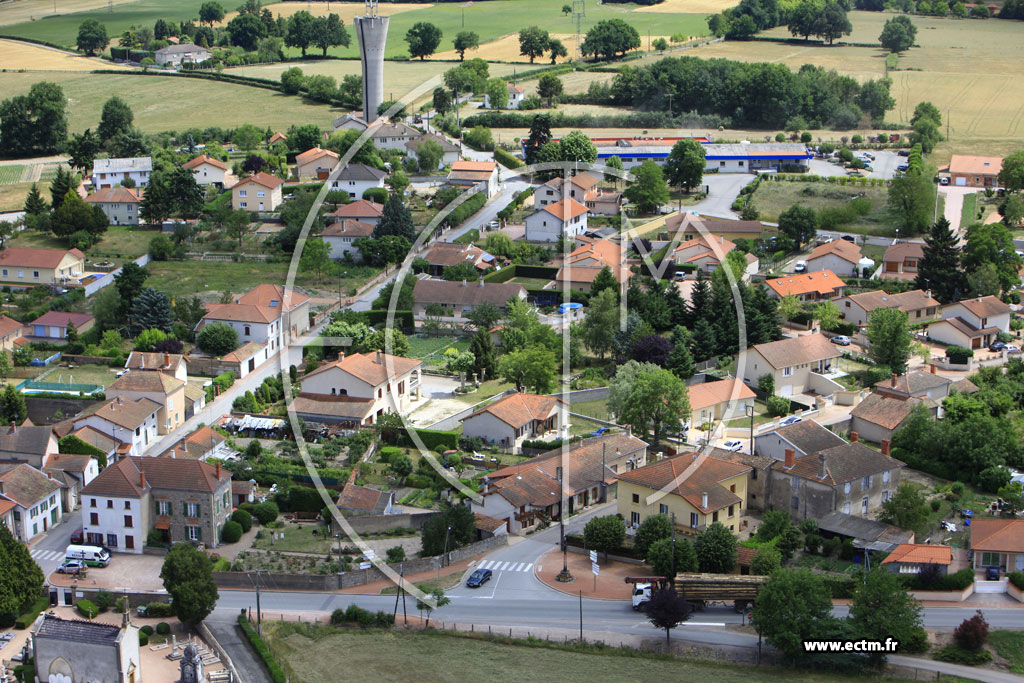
(359, 562, 372, 570)
(589, 550, 597, 563)
(591, 563, 600, 576)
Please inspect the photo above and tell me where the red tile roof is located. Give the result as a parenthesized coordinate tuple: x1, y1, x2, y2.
(764, 270, 845, 298)
(237, 284, 310, 311)
(881, 543, 952, 565)
(540, 198, 588, 222)
(451, 160, 496, 172)
(751, 333, 841, 369)
(464, 392, 563, 429)
(234, 172, 283, 190)
(970, 519, 1024, 553)
(182, 154, 227, 171)
(85, 187, 141, 204)
(296, 147, 340, 167)
(202, 302, 279, 324)
(0, 248, 85, 270)
(807, 239, 861, 265)
(687, 379, 756, 413)
(337, 483, 390, 512)
(323, 220, 374, 238)
(616, 453, 750, 514)
(0, 315, 22, 338)
(303, 352, 421, 387)
(30, 311, 94, 328)
(949, 154, 1002, 177)
(328, 200, 384, 219)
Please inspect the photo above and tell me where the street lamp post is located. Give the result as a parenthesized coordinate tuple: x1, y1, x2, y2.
(438, 525, 452, 586)
(556, 466, 573, 582)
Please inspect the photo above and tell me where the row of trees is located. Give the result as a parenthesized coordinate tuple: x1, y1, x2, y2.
(610, 56, 895, 129)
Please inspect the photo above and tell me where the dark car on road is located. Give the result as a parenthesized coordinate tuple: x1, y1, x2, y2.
(989, 341, 1007, 352)
(466, 568, 493, 588)
(897, 149, 910, 157)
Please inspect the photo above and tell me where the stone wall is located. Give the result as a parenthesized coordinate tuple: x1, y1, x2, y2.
(342, 511, 437, 535)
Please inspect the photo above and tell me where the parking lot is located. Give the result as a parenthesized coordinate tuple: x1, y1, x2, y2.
(807, 150, 903, 180)
(49, 552, 168, 593)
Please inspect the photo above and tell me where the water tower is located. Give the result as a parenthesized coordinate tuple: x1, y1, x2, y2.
(354, 0, 389, 123)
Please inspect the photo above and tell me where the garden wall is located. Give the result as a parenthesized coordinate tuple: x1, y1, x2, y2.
(335, 511, 437, 535)
(1007, 582, 1024, 603)
(908, 583, 975, 602)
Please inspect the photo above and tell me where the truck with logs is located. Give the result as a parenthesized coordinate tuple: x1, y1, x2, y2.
(626, 573, 767, 612)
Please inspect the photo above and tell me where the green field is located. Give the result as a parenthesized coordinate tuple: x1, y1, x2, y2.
(0, 166, 26, 185)
(2, 0, 710, 58)
(990, 630, 1024, 674)
(750, 180, 894, 237)
(37, 363, 121, 389)
(0, 71, 338, 134)
(406, 334, 462, 360)
(10, 225, 165, 260)
(0, 182, 33, 213)
(144, 260, 379, 300)
(263, 622, 928, 683)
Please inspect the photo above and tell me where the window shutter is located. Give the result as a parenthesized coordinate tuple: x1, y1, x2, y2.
(196, 526, 202, 541)
(183, 502, 188, 515)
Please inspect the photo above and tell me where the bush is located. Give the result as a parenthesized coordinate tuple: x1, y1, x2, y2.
(15, 596, 49, 630)
(94, 590, 112, 612)
(822, 575, 856, 599)
(139, 632, 149, 647)
(953, 610, 989, 651)
(766, 395, 790, 417)
(1008, 571, 1024, 590)
(238, 615, 287, 683)
(221, 520, 243, 543)
(930, 499, 941, 511)
(820, 536, 841, 558)
(933, 644, 993, 665)
(140, 625, 154, 636)
(253, 501, 279, 525)
(946, 345, 974, 364)
(950, 481, 965, 497)
(231, 508, 253, 532)
(378, 446, 401, 464)
(76, 599, 98, 619)
(494, 148, 523, 169)
(156, 622, 171, 635)
(114, 597, 128, 614)
(904, 567, 975, 591)
(363, 188, 388, 204)
(145, 602, 175, 618)
(197, 322, 239, 356)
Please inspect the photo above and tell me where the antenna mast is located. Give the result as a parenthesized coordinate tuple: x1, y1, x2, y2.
(366, 0, 378, 17)
(572, 0, 585, 61)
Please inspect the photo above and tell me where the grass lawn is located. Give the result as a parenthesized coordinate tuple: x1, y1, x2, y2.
(751, 180, 894, 236)
(452, 378, 516, 404)
(0, 166, 26, 185)
(960, 192, 978, 228)
(510, 277, 553, 288)
(0, 182, 34, 213)
(263, 622, 919, 683)
(144, 261, 377, 300)
(570, 399, 611, 422)
(724, 401, 773, 428)
(859, 243, 886, 265)
(89, 225, 162, 260)
(250, 523, 336, 555)
(989, 631, 1024, 674)
(453, 230, 479, 245)
(38, 363, 120, 389)
(406, 335, 462, 361)
(0, 71, 338, 134)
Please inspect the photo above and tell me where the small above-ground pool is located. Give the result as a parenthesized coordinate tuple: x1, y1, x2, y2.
(558, 302, 583, 314)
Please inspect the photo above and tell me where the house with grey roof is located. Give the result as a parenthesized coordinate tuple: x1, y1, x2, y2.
(0, 463, 63, 542)
(32, 614, 140, 683)
(91, 156, 152, 189)
(154, 42, 211, 66)
(754, 419, 846, 462)
(328, 163, 387, 198)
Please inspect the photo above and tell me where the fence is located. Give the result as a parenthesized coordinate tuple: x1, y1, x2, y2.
(83, 254, 151, 297)
(16, 379, 103, 395)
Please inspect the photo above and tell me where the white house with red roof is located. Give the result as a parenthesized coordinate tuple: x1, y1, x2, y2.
(322, 219, 375, 259)
(0, 247, 85, 287)
(446, 160, 499, 197)
(928, 295, 1012, 350)
(524, 198, 588, 242)
(295, 146, 341, 180)
(182, 154, 232, 187)
(0, 463, 63, 542)
(232, 172, 284, 212)
(326, 199, 384, 226)
(84, 187, 142, 225)
(483, 82, 525, 109)
(460, 392, 566, 453)
(73, 397, 161, 457)
(298, 351, 423, 423)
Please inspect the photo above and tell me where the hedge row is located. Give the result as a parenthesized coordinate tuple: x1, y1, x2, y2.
(444, 192, 487, 228)
(391, 427, 459, 451)
(238, 615, 286, 683)
(494, 148, 523, 169)
(565, 533, 641, 560)
(901, 567, 975, 592)
(0, 34, 66, 51)
(91, 69, 284, 93)
(1009, 571, 1024, 591)
(330, 604, 394, 627)
(14, 596, 49, 630)
(363, 310, 414, 330)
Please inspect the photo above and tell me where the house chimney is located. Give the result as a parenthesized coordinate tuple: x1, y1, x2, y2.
(118, 396, 124, 405)
(819, 453, 827, 479)
(850, 431, 859, 442)
(376, 350, 383, 365)
(891, 373, 897, 387)
(784, 448, 795, 468)
(9, 421, 15, 434)
(881, 439, 890, 456)
(216, 461, 222, 479)
(479, 278, 485, 287)
(461, 279, 467, 287)
(164, 352, 170, 368)
(139, 471, 146, 489)
(930, 363, 937, 374)
(701, 491, 708, 509)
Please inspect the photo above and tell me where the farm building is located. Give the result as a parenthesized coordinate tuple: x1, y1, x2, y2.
(591, 138, 811, 172)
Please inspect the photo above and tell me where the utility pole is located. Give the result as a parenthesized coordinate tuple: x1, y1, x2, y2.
(248, 570, 268, 635)
(578, 589, 583, 642)
(946, 107, 950, 142)
(572, 0, 586, 61)
(666, 93, 675, 116)
(557, 466, 572, 581)
(438, 525, 452, 586)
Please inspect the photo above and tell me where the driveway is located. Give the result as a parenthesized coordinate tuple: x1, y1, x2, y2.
(443, 178, 531, 243)
(685, 173, 754, 219)
(939, 185, 975, 236)
(808, 150, 901, 180)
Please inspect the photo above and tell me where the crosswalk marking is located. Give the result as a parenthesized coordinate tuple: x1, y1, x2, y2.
(522, 563, 533, 573)
(30, 549, 62, 562)
(475, 560, 534, 573)
(498, 561, 510, 571)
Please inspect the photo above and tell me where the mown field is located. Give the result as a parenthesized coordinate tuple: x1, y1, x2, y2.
(0, 0, 213, 42)
(0, 0, 138, 26)
(0, 71, 338, 133)
(0, 38, 131, 71)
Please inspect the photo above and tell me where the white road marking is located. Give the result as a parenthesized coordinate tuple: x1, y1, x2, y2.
(522, 563, 533, 573)
(498, 562, 510, 571)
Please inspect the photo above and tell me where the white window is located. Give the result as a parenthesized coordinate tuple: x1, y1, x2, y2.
(659, 504, 668, 514)
(257, 191, 265, 198)
(782, 366, 793, 377)
(187, 502, 199, 517)
(239, 190, 247, 197)
(844, 482, 851, 494)
(882, 470, 890, 483)
(17, 270, 23, 278)
(240, 202, 247, 208)
(157, 501, 171, 515)
(861, 497, 869, 514)
(842, 501, 851, 514)
(187, 526, 200, 541)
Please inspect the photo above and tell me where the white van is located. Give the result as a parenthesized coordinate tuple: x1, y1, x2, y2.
(65, 544, 111, 567)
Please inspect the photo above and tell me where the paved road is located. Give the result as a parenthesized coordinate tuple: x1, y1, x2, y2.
(206, 619, 273, 683)
(29, 513, 78, 577)
(444, 179, 531, 243)
(683, 173, 754, 219)
(939, 185, 975, 237)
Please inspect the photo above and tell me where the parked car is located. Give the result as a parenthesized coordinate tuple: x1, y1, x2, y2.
(487, 220, 500, 229)
(794, 260, 807, 273)
(466, 568, 493, 588)
(897, 164, 909, 172)
(863, 152, 875, 160)
(897, 149, 910, 157)
(841, 235, 856, 243)
(70, 527, 84, 544)
(989, 341, 1007, 352)
(940, 177, 950, 186)
(1007, 345, 1021, 354)
(57, 559, 86, 575)
(985, 566, 1000, 581)
(722, 439, 743, 452)
(779, 416, 803, 426)
(830, 335, 852, 346)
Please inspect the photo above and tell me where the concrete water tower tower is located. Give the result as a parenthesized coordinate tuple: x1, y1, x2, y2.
(354, 0, 389, 123)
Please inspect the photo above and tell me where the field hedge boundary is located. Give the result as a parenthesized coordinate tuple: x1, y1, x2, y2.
(90, 69, 285, 92)
(238, 615, 287, 683)
(0, 35, 68, 51)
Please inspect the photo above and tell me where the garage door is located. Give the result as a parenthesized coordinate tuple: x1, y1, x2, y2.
(780, 385, 793, 397)
(955, 177, 966, 186)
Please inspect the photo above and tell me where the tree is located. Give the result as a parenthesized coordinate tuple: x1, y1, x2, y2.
(879, 15, 917, 53)
(485, 78, 509, 109)
(866, 307, 911, 374)
(778, 204, 818, 250)
(814, 2, 852, 44)
(581, 288, 618, 359)
(547, 38, 568, 64)
(280, 66, 305, 94)
(560, 130, 598, 164)
(432, 87, 452, 115)
(518, 26, 550, 63)
(0, 349, 10, 381)
(581, 19, 641, 59)
(197, 322, 239, 356)
(390, 453, 413, 482)
(879, 483, 929, 533)
(414, 138, 444, 174)
(624, 160, 670, 213)
(106, 128, 148, 159)
(497, 346, 557, 394)
(583, 515, 626, 561)
(49, 166, 73, 211)
(131, 288, 173, 333)
(311, 13, 349, 57)
(468, 331, 495, 381)
(751, 546, 782, 575)
(694, 522, 737, 573)
(1000, 193, 1024, 228)
(97, 96, 133, 142)
(66, 129, 101, 174)
(887, 169, 936, 236)
(752, 569, 835, 658)
(77, 19, 108, 54)
(849, 569, 926, 663)
(634, 514, 673, 558)
(604, 155, 624, 185)
(227, 13, 266, 51)
(299, 237, 331, 282)
(285, 10, 315, 56)
(631, 334, 672, 366)
(665, 138, 706, 194)
(916, 217, 964, 303)
(252, 501, 279, 525)
(0, 523, 44, 623)
(233, 123, 262, 152)
(416, 588, 450, 628)
(113, 261, 149, 321)
(667, 326, 696, 379)
(0, 384, 27, 425)
(52, 190, 107, 241)
(387, 169, 410, 198)
(618, 368, 689, 444)
(537, 74, 564, 108)
(421, 502, 476, 556)
(160, 543, 218, 625)
(788, 0, 824, 40)
(443, 347, 476, 389)
(647, 537, 697, 578)
(199, 1, 225, 26)
(465, 302, 501, 332)
(590, 266, 619, 300)
(963, 221, 1022, 294)
(523, 114, 552, 165)
(405, 22, 442, 60)
(954, 611, 990, 652)
(0, 81, 68, 158)
(998, 150, 1024, 192)
(997, 481, 1024, 515)
(374, 193, 416, 241)
(23, 184, 47, 217)
(814, 300, 841, 331)
(646, 588, 691, 647)
(453, 31, 479, 60)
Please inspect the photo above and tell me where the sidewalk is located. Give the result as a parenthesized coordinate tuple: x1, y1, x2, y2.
(534, 548, 633, 601)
